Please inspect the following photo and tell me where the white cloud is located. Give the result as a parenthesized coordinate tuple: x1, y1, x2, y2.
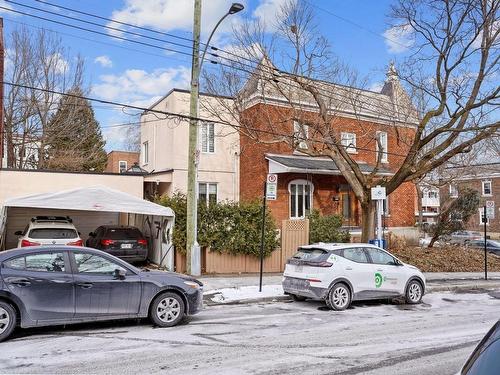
(108, 0, 246, 37)
(253, 0, 286, 29)
(383, 24, 415, 54)
(94, 55, 113, 68)
(92, 66, 190, 108)
(51, 53, 69, 74)
(0, 0, 14, 14)
(369, 81, 384, 92)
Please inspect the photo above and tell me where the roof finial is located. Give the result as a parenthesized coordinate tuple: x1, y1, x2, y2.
(386, 61, 398, 81)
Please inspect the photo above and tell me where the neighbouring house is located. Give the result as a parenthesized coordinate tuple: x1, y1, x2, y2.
(1, 134, 41, 169)
(441, 162, 500, 238)
(416, 184, 440, 226)
(140, 89, 239, 202)
(140, 62, 420, 241)
(105, 150, 140, 173)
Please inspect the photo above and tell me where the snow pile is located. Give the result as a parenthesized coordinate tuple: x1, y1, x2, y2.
(205, 284, 284, 303)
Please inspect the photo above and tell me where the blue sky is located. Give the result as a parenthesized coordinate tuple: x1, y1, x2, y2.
(0, 0, 410, 150)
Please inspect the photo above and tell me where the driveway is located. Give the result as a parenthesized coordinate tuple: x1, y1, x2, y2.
(0, 290, 498, 374)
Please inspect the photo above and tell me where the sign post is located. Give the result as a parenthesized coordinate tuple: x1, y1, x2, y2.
(371, 186, 386, 246)
(484, 201, 494, 281)
(259, 174, 278, 292)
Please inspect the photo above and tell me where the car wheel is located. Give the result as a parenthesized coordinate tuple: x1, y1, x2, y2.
(327, 283, 351, 311)
(149, 292, 185, 327)
(291, 294, 307, 302)
(405, 280, 423, 304)
(0, 302, 16, 342)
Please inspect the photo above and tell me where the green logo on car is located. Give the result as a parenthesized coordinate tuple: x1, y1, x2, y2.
(375, 272, 383, 288)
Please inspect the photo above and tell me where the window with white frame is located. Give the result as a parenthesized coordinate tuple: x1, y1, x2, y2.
(142, 141, 149, 165)
(482, 181, 492, 196)
(118, 161, 127, 173)
(293, 121, 309, 150)
(428, 190, 438, 199)
(479, 208, 489, 225)
(201, 122, 215, 153)
(289, 179, 313, 219)
(375, 131, 388, 163)
(341, 132, 357, 153)
(199, 183, 217, 206)
(449, 184, 458, 198)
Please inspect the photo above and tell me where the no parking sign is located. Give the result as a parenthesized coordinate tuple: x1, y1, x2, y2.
(266, 174, 278, 200)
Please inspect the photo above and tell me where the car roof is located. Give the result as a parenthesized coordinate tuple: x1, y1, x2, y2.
(299, 242, 381, 251)
(99, 225, 140, 229)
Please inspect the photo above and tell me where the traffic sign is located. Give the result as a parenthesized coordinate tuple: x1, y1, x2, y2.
(266, 174, 278, 200)
(486, 201, 495, 219)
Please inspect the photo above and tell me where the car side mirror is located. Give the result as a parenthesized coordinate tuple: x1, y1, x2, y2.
(113, 268, 126, 280)
(88, 232, 95, 237)
(14, 231, 22, 236)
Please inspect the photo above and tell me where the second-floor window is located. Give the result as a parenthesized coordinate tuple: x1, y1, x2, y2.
(341, 132, 357, 153)
(201, 122, 215, 153)
(449, 184, 458, 198)
(293, 121, 309, 150)
(142, 141, 149, 165)
(376, 131, 388, 163)
(199, 183, 217, 206)
(482, 181, 492, 196)
(119, 161, 127, 173)
(428, 191, 438, 199)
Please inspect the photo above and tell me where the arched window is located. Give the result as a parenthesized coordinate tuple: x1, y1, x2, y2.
(288, 179, 314, 219)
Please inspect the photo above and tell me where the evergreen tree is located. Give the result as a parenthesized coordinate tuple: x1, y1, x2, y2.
(45, 87, 107, 171)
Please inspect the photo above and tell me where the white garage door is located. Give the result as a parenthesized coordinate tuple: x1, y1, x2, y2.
(5, 208, 119, 249)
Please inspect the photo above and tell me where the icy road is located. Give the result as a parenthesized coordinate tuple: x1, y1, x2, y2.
(0, 291, 499, 375)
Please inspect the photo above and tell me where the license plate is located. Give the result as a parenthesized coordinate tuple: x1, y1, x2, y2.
(121, 244, 133, 249)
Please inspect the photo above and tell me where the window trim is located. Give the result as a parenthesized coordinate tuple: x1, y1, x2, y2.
(482, 180, 492, 197)
(341, 132, 357, 154)
(198, 182, 218, 206)
(449, 184, 458, 198)
(288, 179, 314, 219)
(375, 131, 388, 163)
(118, 160, 128, 173)
(200, 122, 216, 154)
(142, 141, 149, 165)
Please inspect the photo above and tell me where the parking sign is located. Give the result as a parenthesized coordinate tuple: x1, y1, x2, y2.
(266, 174, 278, 200)
(486, 201, 495, 219)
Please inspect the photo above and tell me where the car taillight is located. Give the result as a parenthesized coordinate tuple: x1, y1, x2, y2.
(101, 239, 115, 246)
(67, 240, 83, 246)
(304, 261, 333, 267)
(21, 239, 40, 247)
(138, 239, 147, 246)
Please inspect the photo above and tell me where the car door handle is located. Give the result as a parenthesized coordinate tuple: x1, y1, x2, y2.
(377, 269, 384, 272)
(7, 278, 31, 287)
(77, 282, 93, 289)
(345, 267, 353, 270)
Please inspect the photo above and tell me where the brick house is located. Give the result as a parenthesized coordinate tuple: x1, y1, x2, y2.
(236, 62, 419, 240)
(105, 151, 140, 174)
(441, 163, 500, 238)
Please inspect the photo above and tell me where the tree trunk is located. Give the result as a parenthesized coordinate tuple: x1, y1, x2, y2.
(428, 236, 437, 248)
(360, 200, 375, 243)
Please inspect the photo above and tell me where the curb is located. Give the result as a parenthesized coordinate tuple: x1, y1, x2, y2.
(203, 283, 500, 307)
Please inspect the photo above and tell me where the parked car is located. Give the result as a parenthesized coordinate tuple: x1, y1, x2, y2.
(15, 216, 82, 248)
(446, 231, 483, 245)
(458, 320, 500, 374)
(86, 225, 148, 263)
(282, 243, 426, 311)
(468, 239, 500, 255)
(0, 246, 203, 342)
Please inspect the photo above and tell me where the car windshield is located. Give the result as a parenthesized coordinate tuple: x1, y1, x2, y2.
(292, 248, 328, 260)
(463, 339, 500, 375)
(29, 228, 78, 239)
(105, 228, 142, 240)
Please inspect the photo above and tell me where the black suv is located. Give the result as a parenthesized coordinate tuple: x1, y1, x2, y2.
(86, 226, 148, 263)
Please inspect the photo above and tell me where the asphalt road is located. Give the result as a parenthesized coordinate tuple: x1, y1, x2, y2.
(0, 291, 499, 375)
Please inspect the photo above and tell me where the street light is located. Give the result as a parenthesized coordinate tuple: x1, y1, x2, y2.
(186, 2, 244, 276)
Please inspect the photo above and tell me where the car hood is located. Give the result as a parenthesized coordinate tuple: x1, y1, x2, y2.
(139, 270, 203, 287)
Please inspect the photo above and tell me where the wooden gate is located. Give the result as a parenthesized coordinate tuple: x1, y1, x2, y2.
(281, 219, 309, 268)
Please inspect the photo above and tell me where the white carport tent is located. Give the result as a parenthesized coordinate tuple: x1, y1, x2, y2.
(0, 186, 175, 269)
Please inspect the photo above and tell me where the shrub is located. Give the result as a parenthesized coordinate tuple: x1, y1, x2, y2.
(309, 209, 350, 243)
(158, 193, 279, 257)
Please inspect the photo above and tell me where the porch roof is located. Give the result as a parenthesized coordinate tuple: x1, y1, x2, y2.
(265, 153, 393, 176)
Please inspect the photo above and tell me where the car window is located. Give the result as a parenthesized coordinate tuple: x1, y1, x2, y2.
(74, 253, 126, 275)
(292, 248, 328, 261)
(366, 248, 397, 265)
(25, 253, 66, 272)
(29, 228, 78, 239)
(3, 256, 26, 270)
(105, 228, 142, 240)
(342, 248, 369, 263)
(463, 339, 500, 375)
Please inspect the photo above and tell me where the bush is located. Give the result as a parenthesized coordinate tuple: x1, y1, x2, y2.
(309, 210, 350, 243)
(158, 193, 279, 257)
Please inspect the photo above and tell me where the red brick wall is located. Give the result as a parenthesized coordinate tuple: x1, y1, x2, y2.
(239, 103, 417, 227)
(105, 151, 139, 173)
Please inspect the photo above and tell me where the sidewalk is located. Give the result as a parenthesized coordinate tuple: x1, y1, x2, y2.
(200, 272, 500, 306)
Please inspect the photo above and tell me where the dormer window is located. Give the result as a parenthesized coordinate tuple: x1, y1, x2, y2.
(293, 121, 309, 150)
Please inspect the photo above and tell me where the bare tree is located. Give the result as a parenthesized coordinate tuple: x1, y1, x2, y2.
(202, 0, 499, 241)
(3, 26, 85, 169)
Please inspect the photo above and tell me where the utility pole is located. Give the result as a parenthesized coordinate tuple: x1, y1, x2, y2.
(186, 0, 202, 276)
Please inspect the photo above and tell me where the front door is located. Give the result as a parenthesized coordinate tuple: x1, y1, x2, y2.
(70, 252, 142, 318)
(340, 247, 374, 296)
(2, 251, 74, 322)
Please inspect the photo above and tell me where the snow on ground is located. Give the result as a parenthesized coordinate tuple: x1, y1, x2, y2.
(204, 284, 284, 303)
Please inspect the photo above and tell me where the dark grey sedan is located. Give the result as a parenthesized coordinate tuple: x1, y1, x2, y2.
(0, 246, 203, 342)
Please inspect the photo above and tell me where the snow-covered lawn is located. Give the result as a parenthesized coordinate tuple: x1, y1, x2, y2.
(204, 284, 284, 303)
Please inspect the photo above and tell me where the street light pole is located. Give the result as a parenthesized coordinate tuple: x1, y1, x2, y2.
(186, 2, 244, 276)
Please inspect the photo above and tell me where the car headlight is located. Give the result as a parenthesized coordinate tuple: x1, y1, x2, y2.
(184, 281, 200, 289)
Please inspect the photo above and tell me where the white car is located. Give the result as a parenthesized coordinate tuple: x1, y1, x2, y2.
(15, 216, 83, 248)
(282, 243, 426, 311)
